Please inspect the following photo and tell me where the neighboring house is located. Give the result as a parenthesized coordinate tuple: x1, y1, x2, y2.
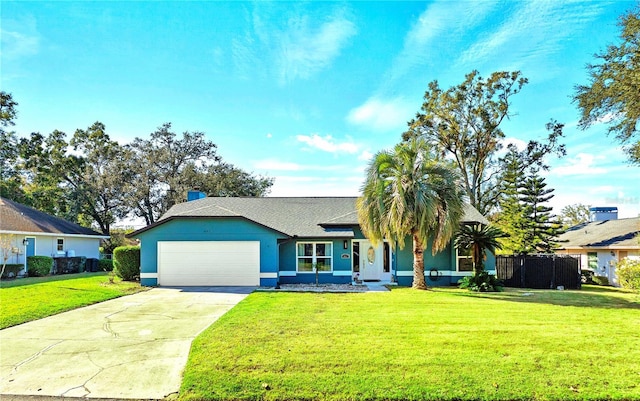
(128, 195, 492, 287)
(0, 197, 108, 275)
(556, 209, 640, 287)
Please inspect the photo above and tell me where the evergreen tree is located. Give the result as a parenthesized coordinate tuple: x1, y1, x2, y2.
(519, 171, 564, 253)
(493, 146, 528, 254)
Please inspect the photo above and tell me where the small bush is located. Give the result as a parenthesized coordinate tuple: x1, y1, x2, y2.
(459, 271, 503, 292)
(27, 256, 53, 277)
(113, 246, 140, 281)
(99, 259, 114, 272)
(1, 264, 24, 279)
(592, 275, 610, 286)
(616, 258, 640, 291)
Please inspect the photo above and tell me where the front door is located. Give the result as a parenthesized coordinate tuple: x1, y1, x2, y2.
(359, 240, 383, 281)
(25, 237, 36, 257)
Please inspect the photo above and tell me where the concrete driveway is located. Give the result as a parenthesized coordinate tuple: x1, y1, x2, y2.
(0, 286, 254, 400)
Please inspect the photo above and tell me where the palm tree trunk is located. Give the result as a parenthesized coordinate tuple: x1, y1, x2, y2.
(472, 244, 483, 276)
(412, 233, 427, 290)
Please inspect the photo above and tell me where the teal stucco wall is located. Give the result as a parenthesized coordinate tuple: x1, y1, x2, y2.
(135, 218, 286, 286)
(279, 238, 353, 284)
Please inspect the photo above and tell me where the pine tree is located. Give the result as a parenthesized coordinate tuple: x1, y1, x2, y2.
(493, 147, 529, 254)
(519, 171, 564, 253)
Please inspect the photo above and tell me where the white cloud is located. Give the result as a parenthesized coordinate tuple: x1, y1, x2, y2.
(347, 97, 414, 132)
(384, 1, 496, 86)
(234, 5, 357, 85)
(357, 150, 373, 161)
(551, 153, 608, 177)
(296, 134, 359, 154)
(499, 137, 528, 152)
(456, 2, 606, 72)
(276, 11, 357, 84)
(0, 17, 40, 60)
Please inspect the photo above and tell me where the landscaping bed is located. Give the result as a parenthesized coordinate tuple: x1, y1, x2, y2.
(181, 286, 640, 401)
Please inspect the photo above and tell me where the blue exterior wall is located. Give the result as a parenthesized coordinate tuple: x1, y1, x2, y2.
(395, 238, 455, 286)
(278, 238, 352, 284)
(136, 218, 286, 287)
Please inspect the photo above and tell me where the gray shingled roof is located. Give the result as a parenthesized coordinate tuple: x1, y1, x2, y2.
(557, 217, 640, 249)
(0, 197, 105, 237)
(131, 197, 489, 238)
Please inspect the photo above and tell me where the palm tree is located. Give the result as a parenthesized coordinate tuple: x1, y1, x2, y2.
(454, 224, 505, 276)
(357, 138, 465, 290)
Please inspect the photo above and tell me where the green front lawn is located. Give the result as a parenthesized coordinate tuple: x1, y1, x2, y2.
(181, 286, 640, 401)
(0, 272, 145, 329)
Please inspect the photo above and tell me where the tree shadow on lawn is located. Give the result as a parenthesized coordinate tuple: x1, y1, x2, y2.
(439, 285, 640, 310)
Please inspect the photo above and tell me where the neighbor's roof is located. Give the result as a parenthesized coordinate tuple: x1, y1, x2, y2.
(557, 217, 640, 249)
(0, 197, 105, 237)
(129, 197, 489, 238)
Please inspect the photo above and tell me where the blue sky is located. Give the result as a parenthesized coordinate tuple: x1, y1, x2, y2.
(2, 0, 639, 221)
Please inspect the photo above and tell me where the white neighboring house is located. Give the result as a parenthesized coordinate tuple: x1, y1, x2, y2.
(556, 208, 640, 287)
(0, 197, 108, 276)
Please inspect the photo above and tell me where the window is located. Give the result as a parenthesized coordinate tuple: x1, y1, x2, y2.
(352, 241, 360, 273)
(587, 252, 598, 270)
(57, 238, 64, 252)
(297, 242, 332, 272)
(457, 247, 473, 272)
(383, 242, 390, 273)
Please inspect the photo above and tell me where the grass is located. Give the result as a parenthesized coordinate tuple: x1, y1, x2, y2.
(0, 272, 145, 329)
(181, 285, 640, 401)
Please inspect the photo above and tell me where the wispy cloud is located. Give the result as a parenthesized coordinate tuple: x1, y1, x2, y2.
(347, 97, 414, 132)
(296, 134, 359, 154)
(0, 16, 40, 60)
(551, 153, 608, 176)
(233, 4, 356, 85)
(456, 1, 607, 74)
(383, 1, 496, 89)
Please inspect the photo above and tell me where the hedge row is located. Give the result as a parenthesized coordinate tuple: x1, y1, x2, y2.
(113, 246, 140, 281)
(27, 256, 54, 277)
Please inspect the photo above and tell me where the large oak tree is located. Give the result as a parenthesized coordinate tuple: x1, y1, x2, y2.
(574, 6, 640, 164)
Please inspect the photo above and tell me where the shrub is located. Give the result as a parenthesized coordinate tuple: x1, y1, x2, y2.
(592, 275, 610, 286)
(616, 258, 640, 291)
(1, 264, 24, 279)
(27, 256, 53, 277)
(113, 246, 140, 281)
(99, 259, 114, 272)
(459, 271, 503, 292)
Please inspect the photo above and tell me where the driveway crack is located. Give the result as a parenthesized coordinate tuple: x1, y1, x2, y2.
(12, 340, 64, 372)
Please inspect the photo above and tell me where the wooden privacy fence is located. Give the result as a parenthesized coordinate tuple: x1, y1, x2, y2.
(496, 255, 581, 290)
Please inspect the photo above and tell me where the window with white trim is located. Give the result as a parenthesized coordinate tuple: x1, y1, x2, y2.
(456, 246, 473, 272)
(297, 242, 332, 272)
(57, 238, 64, 252)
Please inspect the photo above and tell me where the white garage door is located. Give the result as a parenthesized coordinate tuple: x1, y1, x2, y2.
(158, 241, 260, 286)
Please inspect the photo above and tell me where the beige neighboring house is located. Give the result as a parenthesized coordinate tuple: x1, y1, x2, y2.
(556, 208, 640, 287)
(0, 197, 108, 276)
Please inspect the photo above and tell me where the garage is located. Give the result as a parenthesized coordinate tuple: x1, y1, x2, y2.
(157, 241, 260, 286)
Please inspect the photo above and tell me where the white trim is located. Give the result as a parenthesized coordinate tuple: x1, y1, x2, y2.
(260, 272, 278, 279)
(332, 271, 352, 276)
(396, 270, 414, 277)
(140, 273, 158, 279)
(0, 230, 110, 239)
(279, 271, 297, 277)
(449, 270, 496, 277)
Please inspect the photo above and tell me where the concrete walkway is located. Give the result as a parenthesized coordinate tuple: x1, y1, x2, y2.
(0, 287, 254, 400)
